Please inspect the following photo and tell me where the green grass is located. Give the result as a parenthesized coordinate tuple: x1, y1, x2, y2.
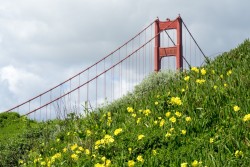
(1, 39, 250, 167)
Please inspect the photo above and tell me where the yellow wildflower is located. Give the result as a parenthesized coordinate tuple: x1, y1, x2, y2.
(181, 130, 187, 135)
(154, 120, 158, 125)
(85, 149, 90, 155)
(224, 83, 227, 87)
(165, 132, 171, 137)
(181, 162, 188, 167)
(184, 76, 190, 81)
(175, 111, 182, 117)
(210, 138, 214, 143)
(101, 156, 106, 162)
(152, 149, 157, 155)
(105, 159, 111, 167)
(165, 111, 171, 117)
(70, 143, 78, 151)
(191, 67, 199, 73)
(170, 97, 182, 105)
(86, 129, 92, 136)
(158, 117, 162, 120)
(137, 118, 141, 124)
(76, 150, 81, 154)
(128, 160, 135, 167)
(41, 161, 46, 166)
(159, 119, 165, 127)
(227, 70, 232, 76)
(127, 107, 134, 113)
(104, 135, 114, 144)
(114, 128, 123, 136)
(128, 148, 132, 154)
(220, 74, 223, 78)
(233, 105, 240, 112)
(235, 150, 243, 158)
(56, 138, 60, 142)
(191, 160, 199, 167)
(243, 114, 250, 122)
(132, 113, 137, 117)
(94, 163, 105, 167)
(169, 116, 176, 123)
(201, 68, 206, 75)
(137, 155, 144, 163)
(107, 112, 111, 117)
(185, 116, 192, 122)
(18, 160, 24, 164)
(155, 101, 159, 105)
(143, 109, 151, 116)
(213, 85, 217, 89)
(63, 147, 67, 153)
(78, 146, 84, 151)
(138, 134, 145, 140)
(196, 79, 206, 84)
(170, 128, 175, 132)
(71, 154, 78, 161)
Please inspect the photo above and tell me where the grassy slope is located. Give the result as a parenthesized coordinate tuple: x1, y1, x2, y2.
(1, 40, 250, 167)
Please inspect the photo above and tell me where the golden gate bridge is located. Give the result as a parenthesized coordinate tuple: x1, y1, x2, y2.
(4, 15, 207, 120)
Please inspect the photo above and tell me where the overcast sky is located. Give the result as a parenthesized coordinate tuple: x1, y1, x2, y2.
(0, 0, 250, 112)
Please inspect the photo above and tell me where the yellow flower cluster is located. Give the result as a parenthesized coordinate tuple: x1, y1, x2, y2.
(143, 109, 151, 116)
(71, 143, 78, 151)
(235, 150, 244, 158)
(128, 160, 135, 167)
(243, 114, 250, 122)
(51, 153, 61, 162)
(95, 135, 114, 149)
(169, 116, 176, 123)
(159, 119, 165, 127)
(196, 79, 205, 84)
(86, 129, 92, 136)
(184, 76, 190, 81)
(233, 105, 240, 112)
(138, 134, 145, 140)
(191, 160, 202, 167)
(127, 107, 134, 113)
(71, 154, 78, 161)
(181, 162, 188, 167)
(227, 70, 232, 76)
(170, 97, 182, 106)
(137, 155, 144, 163)
(200, 68, 206, 75)
(136, 117, 141, 124)
(175, 111, 182, 117)
(114, 128, 123, 136)
(181, 130, 186, 135)
(191, 67, 199, 73)
(185, 116, 192, 122)
(210, 138, 214, 143)
(181, 160, 203, 167)
(165, 111, 171, 117)
(94, 157, 111, 167)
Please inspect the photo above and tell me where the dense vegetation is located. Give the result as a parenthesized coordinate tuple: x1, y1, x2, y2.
(0, 40, 249, 167)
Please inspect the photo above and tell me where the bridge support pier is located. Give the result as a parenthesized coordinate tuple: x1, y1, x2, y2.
(154, 16, 183, 71)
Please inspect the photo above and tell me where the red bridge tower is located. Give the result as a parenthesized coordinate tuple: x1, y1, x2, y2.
(154, 16, 183, 71)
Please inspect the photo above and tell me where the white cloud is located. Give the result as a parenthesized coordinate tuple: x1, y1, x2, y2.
(0, 65, 44, 97)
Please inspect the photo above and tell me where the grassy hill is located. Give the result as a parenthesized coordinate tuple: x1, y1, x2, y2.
(0, 39, 250, 167)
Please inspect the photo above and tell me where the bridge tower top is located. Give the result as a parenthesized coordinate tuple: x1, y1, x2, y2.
(154, 16, 183, 71)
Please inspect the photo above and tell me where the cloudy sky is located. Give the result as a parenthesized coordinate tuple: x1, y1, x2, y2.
(0, 0, 249, 112)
